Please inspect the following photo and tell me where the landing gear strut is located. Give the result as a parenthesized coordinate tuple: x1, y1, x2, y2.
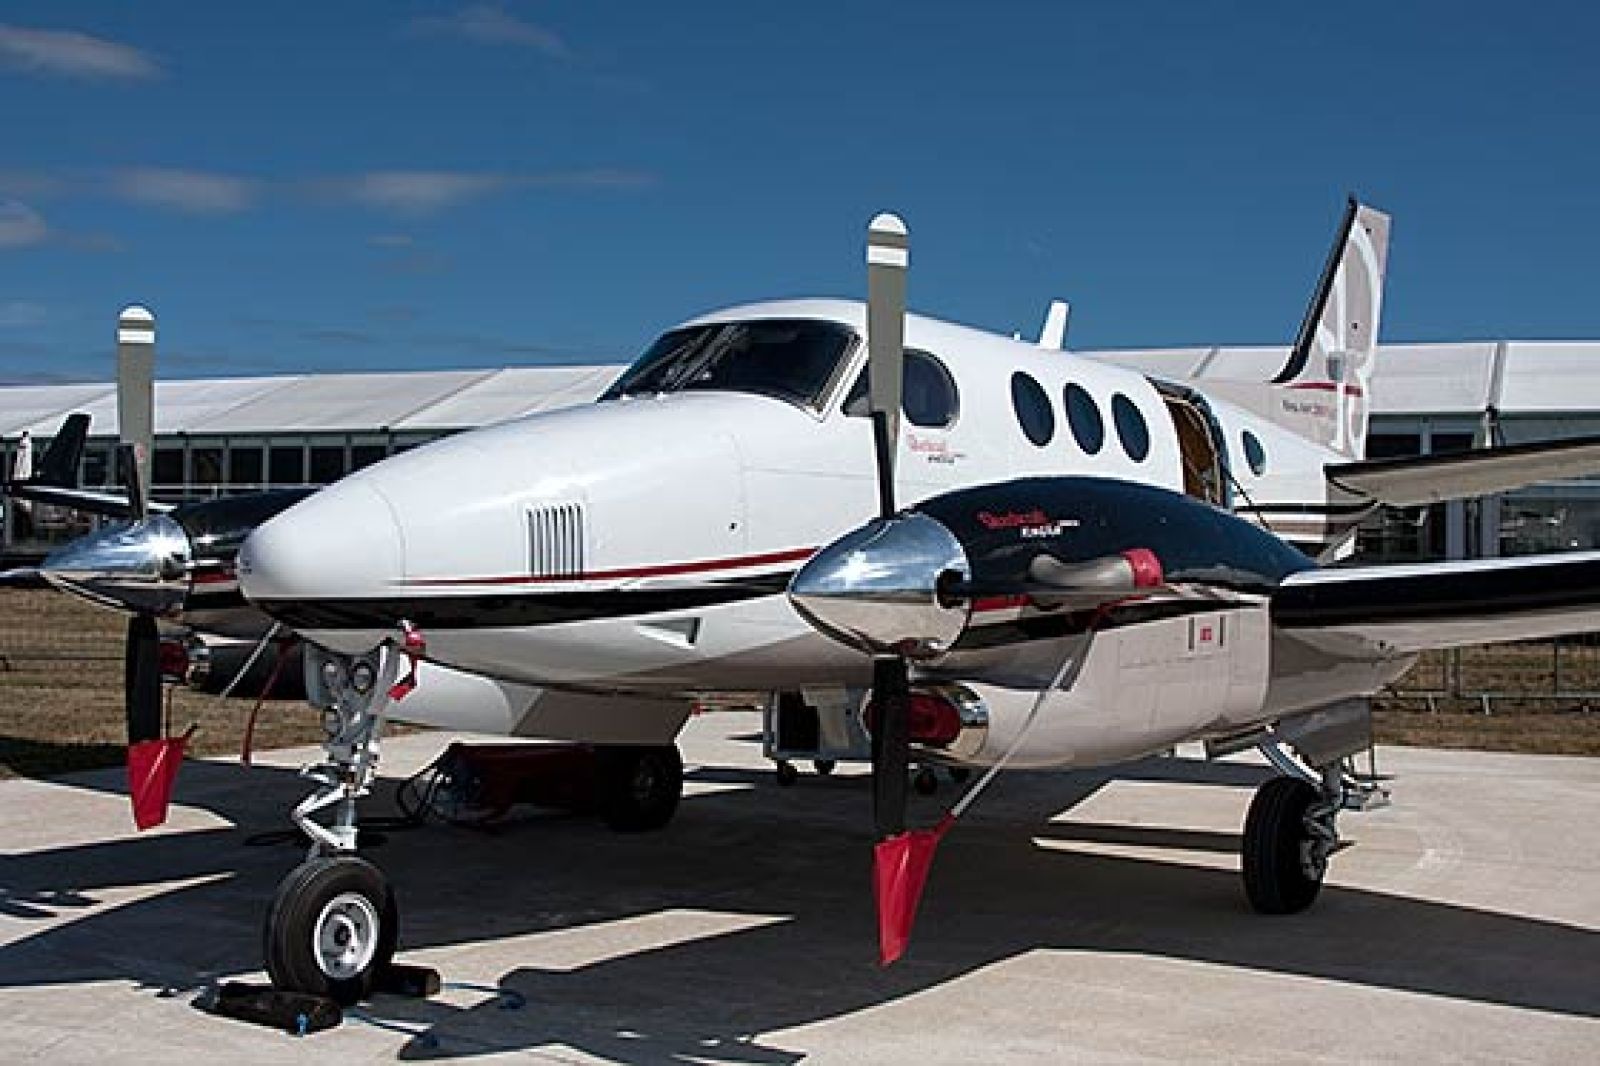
(265, 643, 400, 1003)
(1241, 763, 1346, 914)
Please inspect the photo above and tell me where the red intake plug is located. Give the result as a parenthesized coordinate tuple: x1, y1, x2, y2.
(865, 692, 964, 747)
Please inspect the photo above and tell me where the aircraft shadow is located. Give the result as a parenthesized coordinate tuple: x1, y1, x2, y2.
(1, 751, 1595, 1062)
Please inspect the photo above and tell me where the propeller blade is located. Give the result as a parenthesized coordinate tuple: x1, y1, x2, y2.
(875, 814, 954, 966)
(118, 443, 148, 523)
(126, 614, 162, 745)
(867, 213, 908, 519)
(125, 613, 185, 829)
(870, 657, 911, 839)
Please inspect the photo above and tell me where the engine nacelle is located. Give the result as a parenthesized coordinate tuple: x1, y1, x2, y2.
(920, 605, 1273, 769)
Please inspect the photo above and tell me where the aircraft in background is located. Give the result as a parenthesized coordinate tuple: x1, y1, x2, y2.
(12, 198, 1600, 1003)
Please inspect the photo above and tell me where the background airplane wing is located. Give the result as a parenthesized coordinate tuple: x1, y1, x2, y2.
(1271, 550, 1600, 653)
(1326, 434, 1600, 507)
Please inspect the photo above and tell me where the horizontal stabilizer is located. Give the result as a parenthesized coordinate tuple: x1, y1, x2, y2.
(1273, 550, 1600, 653)
(1326, 434, 1600, 507)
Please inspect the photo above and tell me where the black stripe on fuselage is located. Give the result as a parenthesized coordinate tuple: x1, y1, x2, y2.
(252, 574, 793, 631)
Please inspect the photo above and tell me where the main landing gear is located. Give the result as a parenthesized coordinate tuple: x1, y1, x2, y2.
(1241, 760, 1351, 915)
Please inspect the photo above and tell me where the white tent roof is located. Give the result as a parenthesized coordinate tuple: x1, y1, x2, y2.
(1086, 340, 1600, 417)
(0, 365, 626, 439)
(4, 339, 1598, 442)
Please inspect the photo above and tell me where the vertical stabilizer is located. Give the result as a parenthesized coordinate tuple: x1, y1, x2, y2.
(1269, 198, 1390, 459)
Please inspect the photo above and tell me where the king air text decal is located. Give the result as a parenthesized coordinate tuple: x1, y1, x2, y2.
(977, 509, 1080, 539)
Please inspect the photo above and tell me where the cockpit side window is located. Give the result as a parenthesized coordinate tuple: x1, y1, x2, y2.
(841, 349, 960, 428)
(601, 319, 857, 410)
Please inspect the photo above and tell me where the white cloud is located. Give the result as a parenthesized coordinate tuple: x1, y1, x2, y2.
(0, 23, 160, 81)
(0, 300, 46, 328)
(411, 4, 568, 57)
(111, 168, 258, 214)
(0, 200, 48, 248)
(328, 169, 652, 214)
(334, 171, 512, 214)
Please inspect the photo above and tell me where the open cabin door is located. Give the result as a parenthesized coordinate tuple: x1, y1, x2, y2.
(1155, 381, 1229, 507)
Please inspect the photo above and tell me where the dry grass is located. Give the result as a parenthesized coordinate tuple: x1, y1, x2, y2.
(0, 590, 326, 778)
(2, 591, 1597, 779)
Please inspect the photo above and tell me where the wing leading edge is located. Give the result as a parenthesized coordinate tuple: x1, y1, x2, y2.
(1326, 434, 1600, 508)
(1272, 550, 1600, 654)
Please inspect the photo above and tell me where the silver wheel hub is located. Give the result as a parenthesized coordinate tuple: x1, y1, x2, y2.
(314, 891, 379, 980)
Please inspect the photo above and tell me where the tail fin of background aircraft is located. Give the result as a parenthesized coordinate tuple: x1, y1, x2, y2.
(6, 409, 90, 486)
(1268, 198, 1391, 460)
(29, 413, 90, 487)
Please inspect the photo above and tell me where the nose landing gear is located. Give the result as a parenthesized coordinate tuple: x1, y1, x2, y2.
(264, 642, 401, 1004)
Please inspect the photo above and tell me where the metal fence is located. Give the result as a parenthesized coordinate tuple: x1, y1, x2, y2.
(1381, 640, 1600, 713)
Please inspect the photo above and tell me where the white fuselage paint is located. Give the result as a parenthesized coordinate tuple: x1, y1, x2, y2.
(239, 300, 1367, 767)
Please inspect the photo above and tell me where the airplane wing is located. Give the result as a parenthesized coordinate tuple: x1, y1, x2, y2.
(2, 482, 171, 518)
(1271, 550, 1600, 654)
(1325, 434, 1600, 507)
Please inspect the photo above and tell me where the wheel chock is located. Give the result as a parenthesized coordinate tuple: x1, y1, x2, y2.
(375, 962, 441, 998)
(204, 981, 342, 1035)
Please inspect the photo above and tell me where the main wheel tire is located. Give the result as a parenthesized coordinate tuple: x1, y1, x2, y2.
(264, 856, 397, 1005)
(1242, 776, 1325, 915)
(597, 744, 683, 832)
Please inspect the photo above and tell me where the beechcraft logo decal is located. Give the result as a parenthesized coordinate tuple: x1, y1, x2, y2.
(976, 509, 1080, 539)
(907, 433, 966, 466)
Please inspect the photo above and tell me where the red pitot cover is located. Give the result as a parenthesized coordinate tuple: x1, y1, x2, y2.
(873, 813, 955, 966)
(128, 735, 188, 830)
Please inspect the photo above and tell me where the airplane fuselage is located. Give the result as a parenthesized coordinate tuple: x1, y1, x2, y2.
(238, 300, 1391, 763)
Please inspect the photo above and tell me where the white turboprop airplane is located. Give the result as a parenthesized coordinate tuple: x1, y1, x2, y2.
(13, 199, 1600, 1003)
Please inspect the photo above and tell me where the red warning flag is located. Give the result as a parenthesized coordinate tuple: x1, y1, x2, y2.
(873, 813, 955, 966)
(128, 732, 190, 831)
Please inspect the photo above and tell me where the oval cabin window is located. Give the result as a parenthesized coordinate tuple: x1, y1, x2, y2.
(1011, 372, 1055, 447)
(1112, 393, 1150, 461)
(1064, 382, 1105, 454)
(1242, 430, 1268, 475)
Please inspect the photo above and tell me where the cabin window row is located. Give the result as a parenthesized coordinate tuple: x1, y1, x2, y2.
(1011, 372, 1149, 462)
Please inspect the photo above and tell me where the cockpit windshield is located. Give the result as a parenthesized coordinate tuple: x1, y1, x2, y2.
(601, 319, 858, 409)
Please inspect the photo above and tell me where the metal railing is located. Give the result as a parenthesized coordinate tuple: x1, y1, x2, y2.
(1381, 640, 1600, 713)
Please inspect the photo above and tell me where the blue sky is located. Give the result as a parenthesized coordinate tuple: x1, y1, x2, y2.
(1, 2, 1597, 382)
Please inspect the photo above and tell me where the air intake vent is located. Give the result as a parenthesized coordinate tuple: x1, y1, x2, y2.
(527, 503, 586, 578)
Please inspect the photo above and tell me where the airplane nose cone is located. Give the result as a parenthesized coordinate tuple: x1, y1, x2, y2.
(788, 512, 971, 660)
(238, 480, 404, 603)
(40, 513, 192, 614)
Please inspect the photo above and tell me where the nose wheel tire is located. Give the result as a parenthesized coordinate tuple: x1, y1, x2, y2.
(1242, 776, 1325, 915)
(265, 856, 397, 1005)
(597, 744, 683, 832)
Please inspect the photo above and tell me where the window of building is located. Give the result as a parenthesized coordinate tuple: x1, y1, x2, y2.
(191, 446, 224, 486)
(1064, 383, 1104, 454)
(82, 445, 110, 487)
(841, 349, 960, 428)
(1112, 394, 1150, 461)
(152, 447, 184, 489)
(229, 446, 264, 487)
(1242, 430, 1267, 476)
(309, 445, 346, 485)
(1011, 372, 1054, 447)
(269, 446, 304, 486)
(351, 444, 388, 471)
